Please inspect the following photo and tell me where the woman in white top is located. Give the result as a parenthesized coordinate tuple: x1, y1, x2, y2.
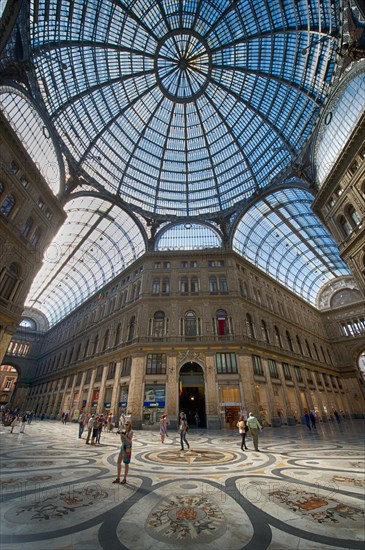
(236, 415, 248, 451)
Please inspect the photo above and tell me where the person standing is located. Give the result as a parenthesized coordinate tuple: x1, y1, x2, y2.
(237, 415, 248, 450)
(113, 420, 134, 485)
(78, 410, 86, 438)
(246, 412, 262, 452)
(159, 414, 168, 443)
(178, 412, 190, 451)
(85, 415, 94, 444)
(309, 411, 317, 429)
(194, 412, 200, 429)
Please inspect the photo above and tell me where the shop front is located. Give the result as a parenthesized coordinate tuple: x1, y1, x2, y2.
(142, 384, 166, 427)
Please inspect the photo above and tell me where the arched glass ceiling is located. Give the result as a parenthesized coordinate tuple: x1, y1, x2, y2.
(315, 69, 365, 186)
(156, 223, 221, 250)
(0, 87, 61, 195)
(30, 0, 340, 218)
(25, 196, 146, 326)
(232, 188, 350, 305)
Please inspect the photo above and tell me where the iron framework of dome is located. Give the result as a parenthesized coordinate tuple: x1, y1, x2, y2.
(1, 0, 359, 325)
(30, 0, 341, 219)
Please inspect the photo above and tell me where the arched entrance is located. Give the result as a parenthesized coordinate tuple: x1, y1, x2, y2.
(179, 363, 206, 428)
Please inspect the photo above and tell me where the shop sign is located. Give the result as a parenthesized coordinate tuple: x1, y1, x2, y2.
(118, 401, 127, 407)
(144, 401, 165, 408)
(104, 402, 111, 408)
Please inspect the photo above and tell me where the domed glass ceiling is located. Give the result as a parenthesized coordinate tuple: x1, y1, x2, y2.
(30, 0, 341, 218)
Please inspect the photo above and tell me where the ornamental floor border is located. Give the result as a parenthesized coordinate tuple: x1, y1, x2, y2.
(0, 419, 364, 550)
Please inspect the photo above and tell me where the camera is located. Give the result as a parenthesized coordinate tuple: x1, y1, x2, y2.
(121, 430, 126, 435)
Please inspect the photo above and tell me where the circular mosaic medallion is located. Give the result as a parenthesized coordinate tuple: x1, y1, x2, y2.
(146, 494, 226, 543)
(142, 448, 239, 466)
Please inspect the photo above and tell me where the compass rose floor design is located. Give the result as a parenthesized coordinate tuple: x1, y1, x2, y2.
(0, 419, 364, 549)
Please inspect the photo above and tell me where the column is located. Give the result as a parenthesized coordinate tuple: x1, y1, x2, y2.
(204, 355, 220, 430)
(97, 365, 109, 412)
(110, 361, 122, 415)
(85, 369, 97, 411)
(126, 353, 145, 429)
(239, 353, 259, 412)
(76, 371, 87, 411)
(166, 355, 178, 429)
(261, 358, 281, 427)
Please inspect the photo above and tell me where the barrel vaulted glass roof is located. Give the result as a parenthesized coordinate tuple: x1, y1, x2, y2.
(315, 69, 365, 186)
(0, 87, 61, 195)
(30, 0, 341, 218)
(232, 188, 350, 305)
(25, 196, 146, 326)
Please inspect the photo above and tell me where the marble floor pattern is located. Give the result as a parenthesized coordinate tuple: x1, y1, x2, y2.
(0, 419, 364, 550)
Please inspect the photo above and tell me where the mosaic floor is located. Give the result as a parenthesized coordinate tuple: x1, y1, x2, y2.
(0, 419, 364, 549)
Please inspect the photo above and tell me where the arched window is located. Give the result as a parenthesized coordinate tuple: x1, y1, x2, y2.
(0, 262, 21, 301)
(338, 215, 351, 237)
(92, 334, 99, 355)
(209, 276, 218, 294)
(0, 193, 16, 217)
(151, 310, 166, 338)
(114, 323, 121, 346)
(128, 316, 136, 341)
(21, 217, 33, 238)
(246, 313, 255, 338)
(313, 342, 319, 361)
(348, 205, 361, 227)
(239, 280, 248, 297)
(102, 329, 109, 351)
(274, 325, 282, 348)
(305, 339, 313, 358)
(75, 343, 81, 362)
(296, 335, 304, 355)
(184, 310, 197, 337)
(286, 330, 294, 352)
(261, 320, 270, 343)
(84, 340, 90, 358)
(216, 309, 228, 336)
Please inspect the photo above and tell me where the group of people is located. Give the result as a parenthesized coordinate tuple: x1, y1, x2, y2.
(237, 412, 263, 452)
(2, 409, 34, 433)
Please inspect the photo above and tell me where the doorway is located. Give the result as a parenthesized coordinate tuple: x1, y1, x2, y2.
(179, 363, 206, 428)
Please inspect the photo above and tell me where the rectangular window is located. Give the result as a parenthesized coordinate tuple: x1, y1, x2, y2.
(294, 366, 303, 382)
(121, 356, 131, 377)
(107, 361, 116, 380)
(252, 355, 264, 376)
(268, 359, 279, 378)
(146, 353, 167, 374)
(282, 362, 291, 380)
(180, 261, 188, 268)
(216, 353, 237, 374)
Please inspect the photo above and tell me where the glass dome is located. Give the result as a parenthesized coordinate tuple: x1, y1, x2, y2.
(30, 0, 341, 219)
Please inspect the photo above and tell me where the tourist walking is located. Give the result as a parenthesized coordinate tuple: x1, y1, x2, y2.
(113, 420, 134, 485)
(304, 411, 311, 431)
(237, 415, 248, 450)
(20, 413, 28, 433)
(246, 412, 262, 452)
(178, 412, 190, 451)
(10, 415, 18, 433)
(309, 411, 317, 429)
